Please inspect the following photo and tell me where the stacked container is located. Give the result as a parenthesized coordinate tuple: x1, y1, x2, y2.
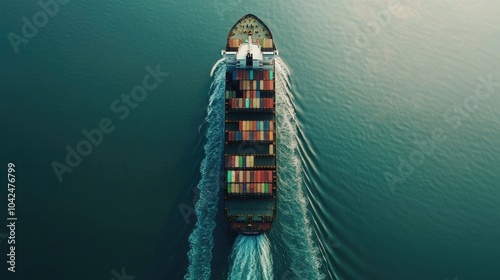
(238, 121, 275, 131)
(227, 170, 274, 183)
(228, 38, 243, 48)
(262, 38, 273, 49)
(225, 155, 255, 168)
(227, 183, 274, 195)
(228, 98, 274, 109)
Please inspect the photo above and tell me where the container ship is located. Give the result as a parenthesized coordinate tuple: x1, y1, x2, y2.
(221, 14, 278, 235)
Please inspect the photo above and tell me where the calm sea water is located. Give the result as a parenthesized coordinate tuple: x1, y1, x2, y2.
(1, 0, 500, 279)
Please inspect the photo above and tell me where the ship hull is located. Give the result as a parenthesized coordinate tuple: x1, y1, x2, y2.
(222, 14, 278, 235)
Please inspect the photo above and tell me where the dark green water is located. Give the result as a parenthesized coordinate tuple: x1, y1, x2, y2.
(1, 0, 500, 279)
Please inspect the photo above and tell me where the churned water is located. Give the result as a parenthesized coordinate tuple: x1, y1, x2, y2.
(2, 0, 500, 279)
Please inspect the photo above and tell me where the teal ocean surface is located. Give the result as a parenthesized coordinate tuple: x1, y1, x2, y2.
(1, 1, 500, 279)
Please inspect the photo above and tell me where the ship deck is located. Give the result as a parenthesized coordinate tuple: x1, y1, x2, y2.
(228, 14, 273, 41)
(225, 199, 275, 222)
(223, 14, 277, 235)
(226, 14, 275, 51)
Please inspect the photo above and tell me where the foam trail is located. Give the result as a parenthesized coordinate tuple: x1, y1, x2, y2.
(210, 57, 225, 77)
(274, 57, 325, 279)
(184, 62, 226, 280)
(228, 235, 274, 280)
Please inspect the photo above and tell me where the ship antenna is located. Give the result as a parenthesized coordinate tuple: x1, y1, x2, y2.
(248, 35, 252, 54)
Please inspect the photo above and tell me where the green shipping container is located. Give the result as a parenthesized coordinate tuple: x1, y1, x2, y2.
(245, 98, 250, 108)
(227, 171, 231, 182)
(270, 70, 274, 80)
